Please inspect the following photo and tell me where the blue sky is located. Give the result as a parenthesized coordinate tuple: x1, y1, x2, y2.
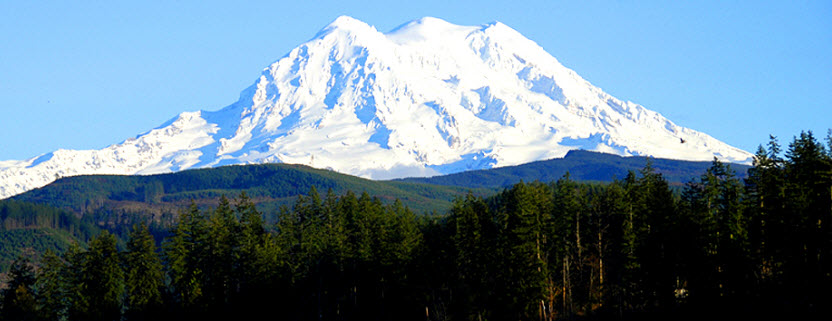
(1, 0, 830, 161)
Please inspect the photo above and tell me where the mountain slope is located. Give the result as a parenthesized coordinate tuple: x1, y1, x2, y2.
(0, 16, 752, 199)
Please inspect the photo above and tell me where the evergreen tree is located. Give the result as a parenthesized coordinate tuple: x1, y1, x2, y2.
(629, 161, 677, 310)
(64, 242, 89, 321)
(235, 192, 268, 291)
(164, 202, 209, 309)
(496, 181, 552, 320)
(0, 254, 38, 321)
(551, 175, 585, 317)
(81, 230, 124, 321)
(783, 131, 832, 308)
(205, 195, 241, 306)
(681, 159, 748, 308)
(35, 249, 66, 320)
(124, 222, 164, 319)
(592, 180, 629, 316)
(449, 193, 495, 320)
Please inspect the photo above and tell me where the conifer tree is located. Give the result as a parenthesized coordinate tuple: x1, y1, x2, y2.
(449, 193, 494, 320)
(552, 175, 584, 316)
(164, 202, 209, 309)
(82, 230, 124, 321)
(236, 192, 267, 291)
(681, 159, 747, 306)
(783, 131, 832, 305)
(0, 254, 38, 321)
(63, 242, 89, 321)
(206, 195, 241, 305)
(593, 181, 629, 315)
(35, 249, 66, 320)
(497, 181, 552, 319)
(124, 221, 164, 319)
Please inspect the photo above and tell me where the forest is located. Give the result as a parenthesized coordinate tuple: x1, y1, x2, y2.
(1, 131, 831, 320)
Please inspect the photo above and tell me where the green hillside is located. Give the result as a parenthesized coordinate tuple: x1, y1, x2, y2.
(10, 163, 493, 216)
(399, 149, 752, 189)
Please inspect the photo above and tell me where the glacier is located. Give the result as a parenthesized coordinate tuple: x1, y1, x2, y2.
(0, 16, 753, 199)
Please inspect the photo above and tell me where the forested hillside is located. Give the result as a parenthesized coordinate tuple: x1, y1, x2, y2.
(399, 149, 751, 189)
(1, 131, 830, 320)
(0, 201, 99, 271)
(11, 163, 493, 216)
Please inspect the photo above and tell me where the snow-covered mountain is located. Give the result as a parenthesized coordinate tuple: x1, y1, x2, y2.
(0, 16, 753, 199)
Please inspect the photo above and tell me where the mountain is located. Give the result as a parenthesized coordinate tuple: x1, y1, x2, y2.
(0, 16, 753, 199)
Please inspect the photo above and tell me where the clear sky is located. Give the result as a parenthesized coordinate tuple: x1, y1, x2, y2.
(1, 0, 830, 161)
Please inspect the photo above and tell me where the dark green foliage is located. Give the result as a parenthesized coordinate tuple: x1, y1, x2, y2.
(163, 202, 209, 309)
(399, 149, 751, 189)
(10, 163, 490, 216)
(3, 131, 832, 320)
(34, 250, 65, 321)
(124, 222, 164, 319)
(0, 254, 38, 321)
(0, 200, 97, 271)
(79, 231, 124, 321)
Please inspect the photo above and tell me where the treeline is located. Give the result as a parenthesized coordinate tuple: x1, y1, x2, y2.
(2, 131, 831, 320)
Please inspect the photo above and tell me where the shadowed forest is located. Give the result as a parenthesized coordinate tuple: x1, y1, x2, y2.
(1, 131, 831, 321)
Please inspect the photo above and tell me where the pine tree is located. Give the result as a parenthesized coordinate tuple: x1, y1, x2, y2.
(783, 131, 832, 307)
(592, 181, 629, 316)
(0, 254, 38, 321)
(552, 175, 584, 317)
(35, 249, 66, 320)
(681, 158, 747, 307)
(164, 201, 209, 309)
(206, 195, 241, 306)
(497, 181, 552, 320)
(626, 161, 677, 310)
(64, 242, 89, 321)
(82, 230, 124, 321)
(236, 192, 267, 291)
(124, 222, 164, 319)
(449, 193, 495, 320)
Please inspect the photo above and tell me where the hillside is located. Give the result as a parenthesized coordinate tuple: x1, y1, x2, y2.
(10, 163, 492, 216)
(398, 149, 751, 189)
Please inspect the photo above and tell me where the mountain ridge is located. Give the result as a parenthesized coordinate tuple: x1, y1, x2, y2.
(398, 149, 751, 189)
(0, 16, 752, 199)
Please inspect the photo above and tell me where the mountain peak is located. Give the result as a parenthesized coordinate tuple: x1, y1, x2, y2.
(316, 15, 378, 38)
(386, 16, 479, 45)
(389, 16, 457, 33)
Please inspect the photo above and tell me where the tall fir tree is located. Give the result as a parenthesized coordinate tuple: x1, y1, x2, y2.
(35, 249, 67, 320)
(124, 222, 164, 319)
(81, 230, 124, 321)
(0, 254, 38, 321)
(206, 195, 241, 306)
(163, 201, 209, 309)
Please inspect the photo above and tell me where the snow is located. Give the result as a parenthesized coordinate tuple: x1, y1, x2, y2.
(0, 16, 753, 199)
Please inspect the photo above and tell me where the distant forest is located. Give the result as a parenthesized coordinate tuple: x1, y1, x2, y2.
(1, 131, 831, 320)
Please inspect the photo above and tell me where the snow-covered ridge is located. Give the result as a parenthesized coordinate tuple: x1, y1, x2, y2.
(0, 16, 753, 199)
